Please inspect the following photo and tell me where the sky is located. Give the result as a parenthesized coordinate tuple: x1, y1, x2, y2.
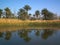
(0, 0, 60, 15)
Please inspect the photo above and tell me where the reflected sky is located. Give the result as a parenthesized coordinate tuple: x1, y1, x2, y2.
(0, 29, 60, 45)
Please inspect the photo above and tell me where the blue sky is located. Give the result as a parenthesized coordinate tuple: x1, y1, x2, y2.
(0, 0, 60, 15)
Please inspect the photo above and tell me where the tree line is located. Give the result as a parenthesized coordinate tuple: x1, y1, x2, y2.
(0, 5, 59, 20)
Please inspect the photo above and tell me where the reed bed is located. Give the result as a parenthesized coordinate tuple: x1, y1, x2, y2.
(0, 18, 60, 28)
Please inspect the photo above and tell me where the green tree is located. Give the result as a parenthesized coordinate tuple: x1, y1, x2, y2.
(29, 13, 31, 17)
(0, 9, 3, 18)
(18, 8, 25, 19)
(31, 14, 36, 20)
(41, 8, 54, 20)
(18, 5, 31, 20)
(4, 7, 12, 18)
(23, 5, 31, 12)
(23, 5, 31, 20)
(35, 10, 40, 19)
(18, 8, 28, 20)
(28, 13, 31, 19)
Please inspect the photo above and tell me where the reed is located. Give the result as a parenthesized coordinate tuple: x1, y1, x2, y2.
(0, 18, 60, 28)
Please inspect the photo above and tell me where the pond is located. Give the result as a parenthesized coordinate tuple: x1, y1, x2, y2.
(0, 29, 60, 45)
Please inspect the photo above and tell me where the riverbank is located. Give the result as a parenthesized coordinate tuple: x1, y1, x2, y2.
(0, 18, 60, 28)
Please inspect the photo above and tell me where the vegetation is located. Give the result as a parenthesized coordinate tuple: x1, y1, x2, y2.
(0, 19, 60, 28)
(4, 7, 12, 18)
(0, 29, 56, 41)
(0, 9, 3, 18)
(35, 10, 40, 19)
(0, 5, 60, 29)
(41, 8, 54, 20)
(18, 5, 31, 20)
(0, 5, 59, 20)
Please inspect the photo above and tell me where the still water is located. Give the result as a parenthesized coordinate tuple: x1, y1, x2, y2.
(0, 29, 60, 45)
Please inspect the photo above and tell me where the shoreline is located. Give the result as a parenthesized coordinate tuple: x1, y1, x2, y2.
(0, 27, 60, 32)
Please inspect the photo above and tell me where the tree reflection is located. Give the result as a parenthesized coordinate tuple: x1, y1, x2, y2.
(35, 30, 40, 36)
(18, 29, 31, 42)
(41, 29, 54, 40)
(0, 32, 3, 38)
(5, 31, 11, 40)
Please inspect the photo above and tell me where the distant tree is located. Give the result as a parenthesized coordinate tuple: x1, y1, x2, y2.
(28, 13, 31, 19)
(18, 5, 31, 20)
(33, 14, 35, 17)
(0, 9, 3, 18)
(18, 8, 25, 19)
(11, 13, 17, 18)
(41, 8, 54, 20)
(59, 16, 60, 20)
(23, 5, 31, 12)
(31, 14, 36, 20)
(35, 10, 40, 19)
(24, 5, 31, 17)
(41, 8, 48, 20)
(22, 11, 28, 20)
(4, 7, 12, 18)
(29, 13, 31, 17)
(18, 8, 28, 20)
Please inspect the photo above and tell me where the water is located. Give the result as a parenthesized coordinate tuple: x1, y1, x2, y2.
(0, 29, 60, 45)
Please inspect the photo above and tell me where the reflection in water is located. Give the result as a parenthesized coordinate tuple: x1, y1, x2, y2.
(5, 31, 12, 40)
(0, 29, 55, 41)
(41, 29, 54, 40)
(0, 29, 59, 45)
(0, 32, 3, 38)
(18, 29, 31, 42)
(35, 30, 40, 36)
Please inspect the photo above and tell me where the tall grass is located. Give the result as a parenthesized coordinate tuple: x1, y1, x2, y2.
(0, 18, 60, 28)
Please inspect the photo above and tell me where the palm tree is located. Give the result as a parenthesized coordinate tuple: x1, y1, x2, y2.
(23, 5, 31, 12)
(4, 7, 11, 18)
(41, 8, 48, 20)
(18, 8, 28, 20)
(35, 10, 40, 19)
(41, 8, 54, 20)
(33, 14, 35, 18)
(0, 9, 3, 18)
(22, 11, 28, 20)
(32, 14, 36, 20)
(29, 13, 31, 19)
(18, 8, 25, 18)
(18, 5, 31, 20)
(19, 8, 25, 13)
(29, 13, 31, 16)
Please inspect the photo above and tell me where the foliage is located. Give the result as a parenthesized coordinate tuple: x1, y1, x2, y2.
(4, 7, 12, 18)
(35, 10, 40, 19)
(18, 5, 31, 20)
(41, 8, 54, 20)
(0, 5, 58, 20)
(0, 19, 60, 28)
(0, 9, 3, 18)
(23, 5, 31, 12)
